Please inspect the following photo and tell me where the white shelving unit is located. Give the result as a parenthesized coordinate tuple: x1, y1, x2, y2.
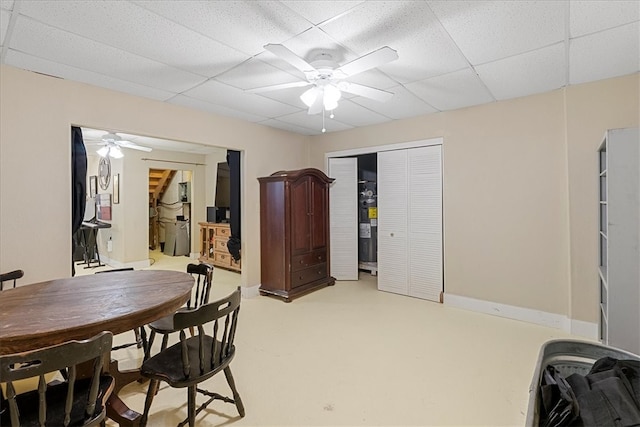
(597, 128, 639, 355)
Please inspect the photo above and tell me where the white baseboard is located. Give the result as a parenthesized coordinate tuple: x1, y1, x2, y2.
(241, 284, 261, 298)
(444, 293, 598, 339)
(189, 252, 199, 259)
(96, 256, 150, 270)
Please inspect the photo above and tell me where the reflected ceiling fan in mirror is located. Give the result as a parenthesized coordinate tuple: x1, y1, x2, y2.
(94, 132, 152, 158)
(248, 44, 399, 131)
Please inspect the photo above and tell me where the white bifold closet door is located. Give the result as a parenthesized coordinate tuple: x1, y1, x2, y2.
(328, 157, 359, 280)
(378, 145, 442, 301)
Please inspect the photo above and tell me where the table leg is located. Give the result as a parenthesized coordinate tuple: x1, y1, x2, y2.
(106, 358, 144, 426)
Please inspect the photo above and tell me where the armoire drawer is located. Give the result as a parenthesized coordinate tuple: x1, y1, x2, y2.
(291, 263, 327, 288)
(291, 250, 326, 271)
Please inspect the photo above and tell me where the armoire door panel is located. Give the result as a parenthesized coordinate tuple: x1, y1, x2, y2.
(290, 179, 311, 254)
(310, 179, 327, 250)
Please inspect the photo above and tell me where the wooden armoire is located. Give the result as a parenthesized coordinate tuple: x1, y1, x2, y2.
(258, 168, 335, 302)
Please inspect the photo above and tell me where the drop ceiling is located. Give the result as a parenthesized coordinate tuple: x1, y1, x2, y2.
(1, 1, 638, 136)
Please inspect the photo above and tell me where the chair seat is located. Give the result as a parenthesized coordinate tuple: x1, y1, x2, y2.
(142, 336, 234, 388)
(0, 375, 114, 427)
(148, 307, 196, 334)
(147, 315, 174, 334)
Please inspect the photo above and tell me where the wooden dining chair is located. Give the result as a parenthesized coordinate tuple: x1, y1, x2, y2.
(140, 287, 244, 427)
(144, 263, 213, 360)
(0, 331, 114, 427)
(95, 268, 146, 351)
(0, 269, 23, 290)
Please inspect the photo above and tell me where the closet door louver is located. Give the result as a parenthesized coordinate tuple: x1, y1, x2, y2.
(377, 150, 409, 295)
(408, 145, 442, 301)
(377, 145, 443, 302)
(328, 158, 359, 280)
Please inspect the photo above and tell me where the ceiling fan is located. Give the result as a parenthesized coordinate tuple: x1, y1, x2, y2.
(91, 132, 152, 158)
(248, 44, 399, 115)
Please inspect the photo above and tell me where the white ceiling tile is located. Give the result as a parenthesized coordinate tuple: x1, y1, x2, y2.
(182, 79, 301, 118)
(570, 0, 640, 38)
(9, 16, 206, 93)
(215, 57, 302, 90)
(351, 85, 438, 119)
(428, 0, 565, 65)
(133, 0, 312, 56)
(0, 8, 9, 46)
(406, 68, 495, 111)
(327, 99, 391, 127)
(168, 94, 267, 123)
(258, 118, 319, 135)
(18, 0, 249, 78)
(0, 0, 14, 11)
(252, 85, 311, 110)
(4, 49, 176, 101)
(276, 110, 353, 133)
(570, 21, 640, 84)
(320, 1, 468, 83)
(476, 43, 566, 101)
(281, 0, 364, 25)
(271, 27, 352, 70)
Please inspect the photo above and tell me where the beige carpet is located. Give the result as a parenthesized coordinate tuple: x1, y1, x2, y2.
(96, 251, 579, 426)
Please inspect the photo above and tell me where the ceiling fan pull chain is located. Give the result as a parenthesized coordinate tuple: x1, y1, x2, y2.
(322, 105, 326, 133)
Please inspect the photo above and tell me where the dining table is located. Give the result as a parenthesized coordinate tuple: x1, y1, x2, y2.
(0, 269, 195, 426)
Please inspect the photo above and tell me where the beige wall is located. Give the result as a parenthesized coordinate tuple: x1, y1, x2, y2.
(0, 64, 310, 287)
(1, 63, 637, 325)
(564, 75, 640, 322)
(310, 73, 639, 323)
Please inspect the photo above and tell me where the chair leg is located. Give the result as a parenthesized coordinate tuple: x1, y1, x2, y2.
(160, 334, 169, 352)
(188, 385, 197, 427)
(224, 366, 245, 417)
(141, 379, 160, 427)
(145, 330, 156, 361)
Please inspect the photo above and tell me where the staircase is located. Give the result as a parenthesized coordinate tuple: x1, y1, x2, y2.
(149, 169, 176, 249)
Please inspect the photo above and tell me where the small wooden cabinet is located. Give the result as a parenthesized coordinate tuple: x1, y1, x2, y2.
(258, 168, 335, 302)
(198, 222, 241, 272)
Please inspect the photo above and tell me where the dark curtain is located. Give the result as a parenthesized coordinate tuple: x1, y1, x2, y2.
(71, 126, 87, 276)
(226, 150, 241, 261)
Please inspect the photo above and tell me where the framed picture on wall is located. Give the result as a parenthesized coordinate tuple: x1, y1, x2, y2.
(113, 174, 120, 204)
(89, 175, 98, 198)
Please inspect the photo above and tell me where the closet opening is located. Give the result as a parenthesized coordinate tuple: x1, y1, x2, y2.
(357, 153, 378, 277)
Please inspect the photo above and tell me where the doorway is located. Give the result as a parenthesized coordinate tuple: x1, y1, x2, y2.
(149, 169, 191, 258)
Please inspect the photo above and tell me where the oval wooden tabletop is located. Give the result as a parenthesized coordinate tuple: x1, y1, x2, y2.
(0, 270, 194, 355)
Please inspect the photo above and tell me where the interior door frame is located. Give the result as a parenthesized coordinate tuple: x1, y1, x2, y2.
(324, 137, 444, 290)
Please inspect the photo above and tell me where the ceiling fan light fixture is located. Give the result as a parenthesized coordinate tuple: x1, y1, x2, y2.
(323, 84, 341, 111)
(109, 146, 124, 158)
(97, 146, 110, 157)
(300, 87, 320, 107)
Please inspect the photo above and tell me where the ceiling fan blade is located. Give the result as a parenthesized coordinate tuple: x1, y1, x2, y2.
(115, 140, 152, 152)
(307, 93, 324, 115)
(335, 46, 398, 78)
(264, 44, 318, 77)
(338, 82, 394, 103)
(246, 80, 311, 93)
